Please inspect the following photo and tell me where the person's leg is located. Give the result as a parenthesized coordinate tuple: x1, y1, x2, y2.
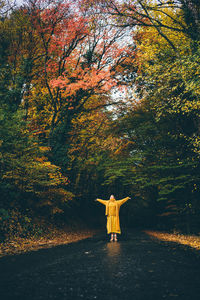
(114, 233, 117, 241)
(110, 233, 114, 241)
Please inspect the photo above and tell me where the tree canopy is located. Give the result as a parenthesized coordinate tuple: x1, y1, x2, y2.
(1, 0, 200, 239)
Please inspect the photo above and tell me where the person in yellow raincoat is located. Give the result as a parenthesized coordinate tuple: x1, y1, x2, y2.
(95, 195, 130, 241)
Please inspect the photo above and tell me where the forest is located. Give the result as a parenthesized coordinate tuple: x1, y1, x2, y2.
(1, 0, 200, 244)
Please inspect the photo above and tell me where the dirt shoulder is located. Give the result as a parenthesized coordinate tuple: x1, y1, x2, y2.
(0, 226, 99, 257)
(144, 230, 200, 251)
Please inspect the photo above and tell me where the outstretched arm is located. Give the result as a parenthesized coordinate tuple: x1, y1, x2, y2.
(117, 197, 131, 207)
(95, 198, 108, 206)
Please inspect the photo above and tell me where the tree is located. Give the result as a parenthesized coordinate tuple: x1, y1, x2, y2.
(25, 0, 130, 148)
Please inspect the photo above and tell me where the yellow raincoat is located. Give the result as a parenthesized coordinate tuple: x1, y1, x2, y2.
(96, 197, 129, 234)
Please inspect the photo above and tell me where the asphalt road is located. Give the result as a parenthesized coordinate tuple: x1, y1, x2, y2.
(0, 230, 200, 300)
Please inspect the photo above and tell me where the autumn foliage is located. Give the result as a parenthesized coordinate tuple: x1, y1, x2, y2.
(1, 0, 200, 246)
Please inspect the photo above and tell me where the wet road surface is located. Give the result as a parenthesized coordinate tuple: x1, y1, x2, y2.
(0, 230, 200, 300)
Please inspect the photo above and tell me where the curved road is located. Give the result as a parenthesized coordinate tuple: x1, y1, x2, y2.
(0, 230, 200, 300)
